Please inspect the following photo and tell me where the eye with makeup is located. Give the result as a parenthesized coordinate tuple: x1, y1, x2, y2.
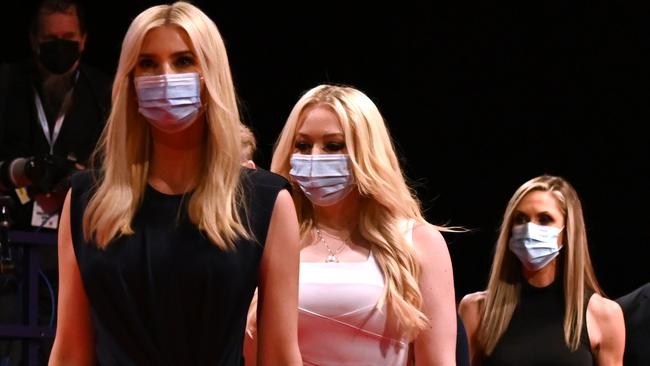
(513, 211, 557, 226)
(513, 212, 529, 225)
(294, 141, 311, 154)
(136, 53, 196, 72)
(137, 57, 156, 69)
(174, 53, 196, 68)
(293, 140, 346, 154)
(324, 141, 346, 152)
(536, 213, 555, 226)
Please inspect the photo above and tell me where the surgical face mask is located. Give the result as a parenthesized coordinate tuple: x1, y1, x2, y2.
(509, 222, 563, 271)
(134, 72, 202, 133)
(38, 39, 80, 74)
(289, 153, 354, 206)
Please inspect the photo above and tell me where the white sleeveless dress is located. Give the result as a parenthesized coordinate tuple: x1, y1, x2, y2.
(297, 221, 415, 365)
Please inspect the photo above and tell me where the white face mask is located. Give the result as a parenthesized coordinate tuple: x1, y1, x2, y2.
(509, 222, 563, 271)
(289, 153, 354, 206)
(134, 72, 202, 133)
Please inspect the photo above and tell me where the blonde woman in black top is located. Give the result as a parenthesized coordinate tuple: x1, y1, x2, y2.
(459, 175, 624, 365)
(49, 2, 301, 365)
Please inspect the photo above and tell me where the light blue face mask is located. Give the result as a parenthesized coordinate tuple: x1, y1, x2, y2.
(289, 154, 354, 206)
(509, 222, 563, 271)
(134, 72, 202, 133)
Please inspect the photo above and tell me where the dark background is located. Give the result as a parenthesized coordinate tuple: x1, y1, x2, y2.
(3, 1, 648, 301)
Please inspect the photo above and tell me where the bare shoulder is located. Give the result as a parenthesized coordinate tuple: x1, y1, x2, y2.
(412, 222, 448, 255)
(264, 188, 298, 250)
(411, 222, 455, 283)
(587, 293, 625, 363)
(459, 290, 487, 341)
(588, 293, 624, 323)
(459, 291, 487, 315)
(273, 189, 294, 211)
(461, 290, 488, 304)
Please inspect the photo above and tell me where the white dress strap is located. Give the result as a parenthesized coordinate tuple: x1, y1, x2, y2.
(399, 218, 416, 246)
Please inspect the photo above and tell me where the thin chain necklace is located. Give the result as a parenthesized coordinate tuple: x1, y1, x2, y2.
(315, 227, 350, 263)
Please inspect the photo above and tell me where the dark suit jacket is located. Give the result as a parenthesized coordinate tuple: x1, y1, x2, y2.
(457, 312, 470, 366)
(616, 282, 650, 366)
(0, 60, 111, 230)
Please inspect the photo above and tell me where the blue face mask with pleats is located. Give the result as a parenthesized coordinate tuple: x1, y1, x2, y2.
(134, 72, 202, 133)
(509, 222, 563, 271)
(289, 153, 354, 206)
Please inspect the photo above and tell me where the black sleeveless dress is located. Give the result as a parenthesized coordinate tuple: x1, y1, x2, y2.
(69, 168, 290, 366)
(484, 280, 595, 366)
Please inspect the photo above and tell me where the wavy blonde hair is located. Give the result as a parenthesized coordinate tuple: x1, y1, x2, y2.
(271, 84, 432, 336)
(84, 1, 247, 249)
(240, 124, 256, 162)
(479, 175, 602, 354)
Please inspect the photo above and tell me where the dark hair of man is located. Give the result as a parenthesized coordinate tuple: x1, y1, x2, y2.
(29, 0, 87, 37)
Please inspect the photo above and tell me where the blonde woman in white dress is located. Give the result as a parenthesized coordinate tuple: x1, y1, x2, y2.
(246, 84, 457, 365)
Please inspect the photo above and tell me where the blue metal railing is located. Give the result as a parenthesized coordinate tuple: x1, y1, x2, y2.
(0, 230, 57, 366)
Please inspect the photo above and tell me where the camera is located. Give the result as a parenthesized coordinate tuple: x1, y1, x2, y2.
(0, 154, 77, 196)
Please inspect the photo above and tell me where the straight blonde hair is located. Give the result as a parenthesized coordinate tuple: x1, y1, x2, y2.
(479, 175, 602, 353)
(271, 84, 431, 337)
(84, 2, 247, 249)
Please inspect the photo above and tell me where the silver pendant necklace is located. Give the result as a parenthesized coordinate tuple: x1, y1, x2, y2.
(315, 227, 349, 263)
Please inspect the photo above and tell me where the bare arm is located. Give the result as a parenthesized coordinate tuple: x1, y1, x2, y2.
(458, 291, 486, 366)
(256, 189, 302, 365)
(587, 294, 625, 366)
(48, 190, 95, 365)
(412, 224, 457, 365)
(243, 288, 258, 366)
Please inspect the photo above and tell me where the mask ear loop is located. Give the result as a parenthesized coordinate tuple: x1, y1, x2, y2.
(198, 74, 210, 113)
(557, 226, 566, 248)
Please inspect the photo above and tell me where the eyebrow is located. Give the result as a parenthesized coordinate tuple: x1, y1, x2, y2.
(138, 50, 194, 58)
(296, 132, 344, 138)
(514, 210, 555, 217)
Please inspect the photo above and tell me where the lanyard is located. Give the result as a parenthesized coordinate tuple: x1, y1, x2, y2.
(34, 91, 65, 155)
(33, 71, 78, 154)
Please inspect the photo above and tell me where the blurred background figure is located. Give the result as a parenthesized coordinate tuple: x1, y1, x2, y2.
(0, 0, 110, 364)
(240, 124, 256, 169)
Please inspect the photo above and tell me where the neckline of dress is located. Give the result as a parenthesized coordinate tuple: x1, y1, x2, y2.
(146, 183, 193, 198)
(301, 249, 375, 265)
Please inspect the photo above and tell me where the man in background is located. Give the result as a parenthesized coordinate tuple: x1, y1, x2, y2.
(0, 0, 111, 363)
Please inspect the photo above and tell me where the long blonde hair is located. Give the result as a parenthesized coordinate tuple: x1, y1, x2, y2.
(84, 1, 247, 249)
(271, 84, 431, 336)
(479, 175, 602, 353)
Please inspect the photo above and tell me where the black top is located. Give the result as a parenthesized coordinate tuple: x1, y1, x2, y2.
(484, 280, 595, 366)
(456, 313, 471, 366)
(616, 282, 650, 366)
(70, 168, 290, 366)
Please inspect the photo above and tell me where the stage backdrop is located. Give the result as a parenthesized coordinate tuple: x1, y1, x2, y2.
(3, 0, 648, 301)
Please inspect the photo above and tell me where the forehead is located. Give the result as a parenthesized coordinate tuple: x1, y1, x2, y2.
(296, 105, 343, 136)
(38, 11, 81, 35)
(139, 25, 195, 55)
(516, 190, 563, 215)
